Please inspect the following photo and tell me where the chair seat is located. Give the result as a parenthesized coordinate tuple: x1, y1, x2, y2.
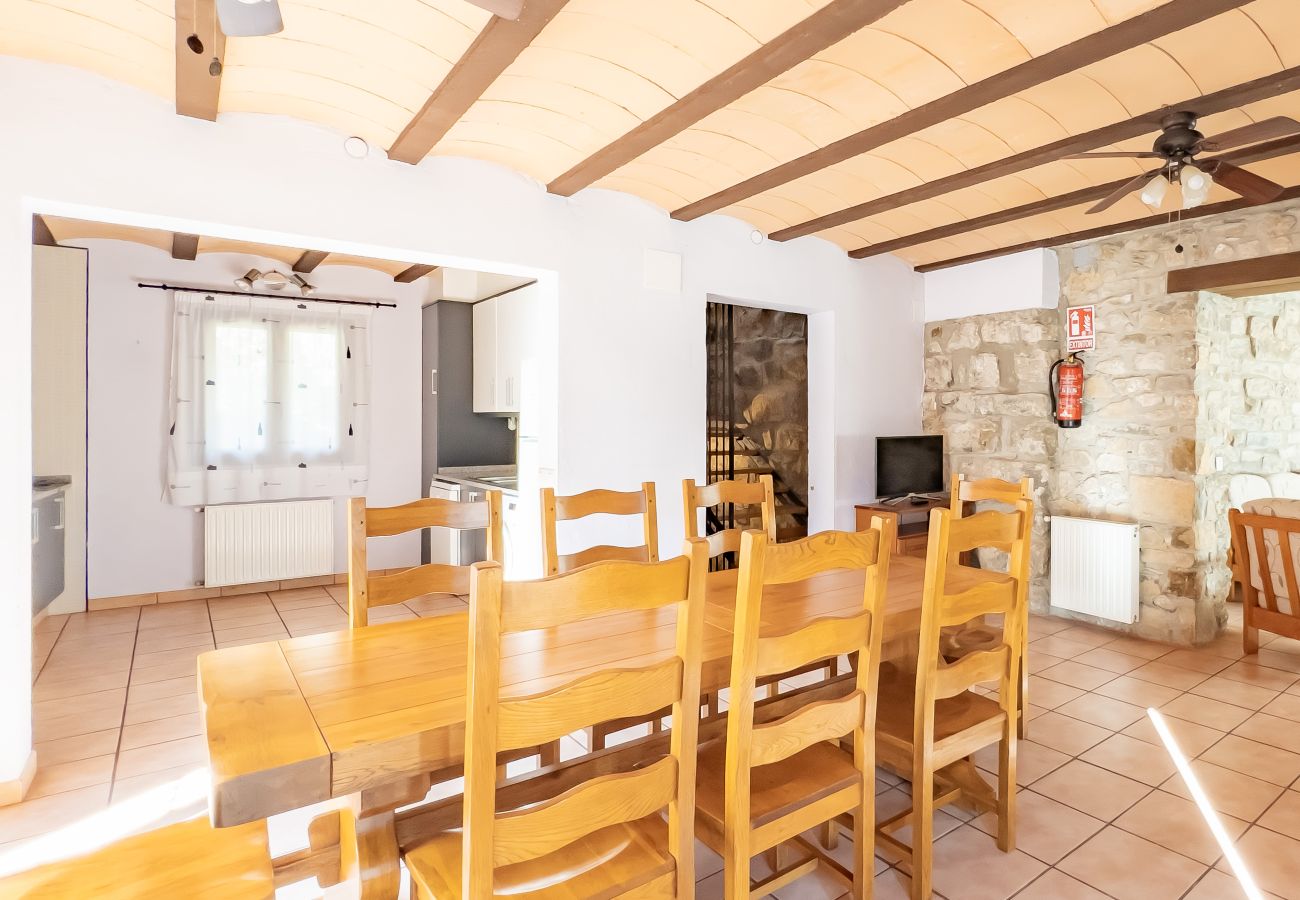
(405, 814, 675, 899)
(876, 664, 1006, 766)
(0, 816, 273, 899)
(696, 738, 859, 835)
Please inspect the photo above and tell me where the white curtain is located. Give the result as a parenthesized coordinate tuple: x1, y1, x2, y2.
(166, 290, 372, 506)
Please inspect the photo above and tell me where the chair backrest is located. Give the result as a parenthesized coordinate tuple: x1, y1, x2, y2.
(724, 523, 892, 846)
(951, 474, 1033, 511)
(1232, 499, 1300, 614)
(347, 493, 503, 627)
(914, 507, 1030, 740)
(1230, 474, 1272, 510)
(1267, 472, 1300, 501)
(460, 540, 709, 897)
(540, 482, 658, 575)
(682, 475, 776, 559)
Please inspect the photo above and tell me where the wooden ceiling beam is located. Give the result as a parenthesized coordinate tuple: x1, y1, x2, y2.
(774, 64, 1300, 242)
(388, 0, 569, 165)
(1166, 250, 1300, 294)
(912, 185, 1300, 273)
(395, 264, 438, 283)
(293, 250, 330, 273)
(547, 0, 911, 197)
(175, 0, 225, 120)
(32, 215, 56, 247)
(671, 0, 1253, 224)
(850, 134, 1300, 259)
(171, 233, 200, 260)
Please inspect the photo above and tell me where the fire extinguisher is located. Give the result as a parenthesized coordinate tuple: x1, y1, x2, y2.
(1049, 353, 1084, 429)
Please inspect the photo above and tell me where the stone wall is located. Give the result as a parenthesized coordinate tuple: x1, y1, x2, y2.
(922, 309, 1059, 609)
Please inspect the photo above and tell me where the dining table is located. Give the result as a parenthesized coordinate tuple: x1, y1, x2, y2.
(198, 553, 1006, 896)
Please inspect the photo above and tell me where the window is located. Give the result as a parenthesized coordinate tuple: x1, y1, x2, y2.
(167, 291, 372, 506)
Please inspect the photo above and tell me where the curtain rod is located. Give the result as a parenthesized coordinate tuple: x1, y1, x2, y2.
(136, 282, 397, 309)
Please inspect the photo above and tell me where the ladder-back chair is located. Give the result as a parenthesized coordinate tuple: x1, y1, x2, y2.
(696, 524, 892, 900)
(403, 541, 709, 898)
(874, 506, 1030, 900)
(540, 482, 658, 576)
(1231, 499, 1300, 653)
(682, 474, 776, 557)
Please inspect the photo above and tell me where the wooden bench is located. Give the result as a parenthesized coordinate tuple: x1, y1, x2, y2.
(0, 816, 274, 899)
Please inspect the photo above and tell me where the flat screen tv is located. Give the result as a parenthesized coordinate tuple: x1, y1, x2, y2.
(876, 435, 944, 500)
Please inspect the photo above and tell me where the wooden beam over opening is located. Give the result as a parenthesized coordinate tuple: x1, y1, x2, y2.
(547, 0, 911, 197)
(171, 233, 200, 261)
(175, 0, 225, 120)
(394, 264, 438, 284)
(1167, 250, 1300, 295)
(850, 134, 1300, 259)
(32, 215, 56, 247)
(912, 186, 1300, 273)
(388, 0, 569, 165)
(294, 250, 330, 273)
(671, 0, 1253, 224)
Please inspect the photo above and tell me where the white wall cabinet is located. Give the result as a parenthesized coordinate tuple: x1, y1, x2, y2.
(473, 284, 537, 414)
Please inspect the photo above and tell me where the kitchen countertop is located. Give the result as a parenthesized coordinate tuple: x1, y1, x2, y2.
(433, 466, 518, 496)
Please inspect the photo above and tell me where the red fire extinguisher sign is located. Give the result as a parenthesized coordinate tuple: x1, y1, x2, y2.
(1067, 305, 1096, 352)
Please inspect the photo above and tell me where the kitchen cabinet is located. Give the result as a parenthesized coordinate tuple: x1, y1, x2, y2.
(473, 284, 537, 414)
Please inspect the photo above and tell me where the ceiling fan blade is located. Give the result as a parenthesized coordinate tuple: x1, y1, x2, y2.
(1065, 151, 1164, 159)
(1199, 116, 1300, 153)
(1086, 169, 1162, 214)
(467, 0, 524, 18)
(1204, 161, 1286, 205)
(215, 0, 283, 36)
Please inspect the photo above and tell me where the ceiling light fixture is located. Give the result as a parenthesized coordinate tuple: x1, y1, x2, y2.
(344, 136, 369, 159)
(234, 268, 262, 291)
(260, 271, 290, 290)
(1181, 164, 1213, 209)
(1139, 173, 1168, 210)
(215, 0, 284, 37)
(291, 274, 315, 297)
(749, 229, 764, 245)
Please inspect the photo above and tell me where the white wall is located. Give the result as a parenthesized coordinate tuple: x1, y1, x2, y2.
(0, 57, 923, 786)
(922, 248, 1059, 323)
(80, 240, 424, 600)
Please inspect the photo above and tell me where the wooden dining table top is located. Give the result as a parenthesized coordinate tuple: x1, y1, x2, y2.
(198, 554, 1002, 827)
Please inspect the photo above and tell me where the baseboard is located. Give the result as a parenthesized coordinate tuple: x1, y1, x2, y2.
(86, 571, 397, 612)
(0, 750, 38, 808)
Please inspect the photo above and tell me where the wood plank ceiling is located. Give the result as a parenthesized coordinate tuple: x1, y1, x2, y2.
(7, 0, 1300, 270)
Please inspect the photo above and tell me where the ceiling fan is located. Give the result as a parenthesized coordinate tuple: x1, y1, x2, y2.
(1069, 112, 1300, 214)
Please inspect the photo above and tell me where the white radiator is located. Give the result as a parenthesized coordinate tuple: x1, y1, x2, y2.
(204, 500, 335, 587)
(1050, 515, 1140, 624)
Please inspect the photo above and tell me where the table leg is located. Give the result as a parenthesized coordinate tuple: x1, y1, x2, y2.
(341, 774, 432, 900)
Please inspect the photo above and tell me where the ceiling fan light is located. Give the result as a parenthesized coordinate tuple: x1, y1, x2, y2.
(234, 268, 262, 290)
(291, 274, 315, 297)
(1140, 175, 1168, 210)
(215, 0, 284, 37)
(1181, 164, 1213, 209)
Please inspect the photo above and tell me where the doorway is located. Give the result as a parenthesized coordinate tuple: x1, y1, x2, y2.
(705, 301, 809, 566)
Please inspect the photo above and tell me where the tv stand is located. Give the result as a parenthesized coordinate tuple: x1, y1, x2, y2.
(855, 494, 956, 559)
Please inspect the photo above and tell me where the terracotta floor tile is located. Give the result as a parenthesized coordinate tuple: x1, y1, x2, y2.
(1257, 789, 1300, 840)
(1188, 675, 1280, 711)
(1103, 636, 1176, 661)
(1128, 661, 1211, 691)
(1057, 826, 1206, 900)
(125, 675, 195, 705)
(926, 824, 1046, 900)
(210, 620, 289, 643)
(267, 586, 331, 603)
(24, 754, 116, 800)
(31, 669, 130, 702)
(1221, 661, 1299, 692)
(972, 740, 1070, 787)
(1050, 626, 1117, 649)
(32, 728, 120, 768)
(1123, 714, 1225, 757)
(1073, 647, 1149, 675)
(1221, 826, 1300, 900)
(0, 784, 111, 844)
(972, 789, 1103, 864)
(1080, 733, 1178, 787)
(1261, 692, 1300, 723)
(1019, 711, 1111, 756)
(1160, 694, 1255, 731)
(129, 657, 202, 685)
(1093, 674, 1182, 708)
(205, 608, 282, 630)
(1254, 649, 1300, 677)
(1029, 636, 1095, 659)
(113, 735, 208, 780)
(1025, 652, 1063, 675)
(1114, 789, 1247, 865)
(1037, 661, 1116, 691)
(1182, 868, 1274, 900)
(1200, 734, 1300, 787)
(32, 688, 126, 743)
(1055, 693, 1147, 731)
(132, 631, 214, 656)
(1025, 676, 1085, 710)
(123, 691, 198, 726)
(130, 645, 209, 670)
(1030, 760, 1151, 821)
(1013, 869, 1109, 899)
(1161, 760, 1284, 822)
(1161, 650, 1235, 676)
(1233, 712, 1300, 754)
(119, 712, 203, 751)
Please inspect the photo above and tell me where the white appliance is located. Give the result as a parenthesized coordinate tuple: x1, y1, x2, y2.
(428, 477, 518, 568)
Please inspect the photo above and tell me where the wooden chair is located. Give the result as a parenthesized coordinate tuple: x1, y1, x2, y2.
(0, 816, 273, 899)
(874, 506, 1030, 900)
(1230, 499, 1300, 653)
(403, 540, 709, 898)
(695, 524, 892, 900)
(540, 482, 658, 576)
(945, 474, 1034, 738)
(347, 492, 503, 628)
